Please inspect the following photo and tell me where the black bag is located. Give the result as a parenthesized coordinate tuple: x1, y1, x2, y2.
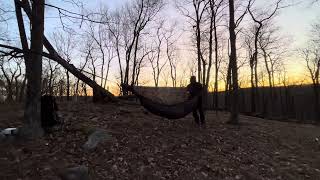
(41, 95, 61, 131)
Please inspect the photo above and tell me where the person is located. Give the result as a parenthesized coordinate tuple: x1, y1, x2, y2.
(186, 76, 205, 126)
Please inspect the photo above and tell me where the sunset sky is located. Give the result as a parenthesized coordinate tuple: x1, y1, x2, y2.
(1, 0, 320, 93)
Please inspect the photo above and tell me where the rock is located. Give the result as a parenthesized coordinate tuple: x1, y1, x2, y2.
(1, 128, 18, 135)
(0, 128, 19, 142)
(58, 165, 89, 180)
(201, 172, 208, 177)
(82, 128, 113, 151)
(0, 133, 5, 141)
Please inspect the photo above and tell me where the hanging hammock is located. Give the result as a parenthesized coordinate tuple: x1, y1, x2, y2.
(121, 84, 200, 119)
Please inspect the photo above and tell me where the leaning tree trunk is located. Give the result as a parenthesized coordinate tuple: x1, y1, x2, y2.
(19, 0, 116, 102)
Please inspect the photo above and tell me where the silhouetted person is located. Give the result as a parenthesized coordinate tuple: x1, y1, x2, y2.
(187, 76, 205, 126)
(41, 95, 60, 132)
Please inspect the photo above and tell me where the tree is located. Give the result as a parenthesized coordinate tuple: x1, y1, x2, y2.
(300, 22, 320, 122)
(0, 57, 19, 102)
(226, 0, 248, 124)
(164, 24, 179, 87)
(3, 0, 116, 104)
(125, 0, 164, 89)
(247, 0, 282, 114)
(106, 0, 163, 94)
(85, 10, 114, 89)
(52, 30, 76, 101)
(227, 0, 239, 123)
(176, 0, 208, 85)
(16, 0, 46, 137)
(148, 20, 168, 87)
(258, 22, 288, 92)
(207, 0, 225, 109)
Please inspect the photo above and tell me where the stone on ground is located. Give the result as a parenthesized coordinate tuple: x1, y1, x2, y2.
(58, 165, 89, 180)
(82, 128, 113, 151)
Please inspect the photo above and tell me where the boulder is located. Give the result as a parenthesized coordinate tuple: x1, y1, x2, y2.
(0, 128, 19, 142)
(0, 132, 5, 142)
(58, 165, 89, 180)
(82, 128, 113, 151)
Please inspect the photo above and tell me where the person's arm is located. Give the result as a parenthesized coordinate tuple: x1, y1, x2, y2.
(186, 84, 192, 98)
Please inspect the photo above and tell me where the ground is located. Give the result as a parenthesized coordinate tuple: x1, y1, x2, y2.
(0, 101, 320, 180)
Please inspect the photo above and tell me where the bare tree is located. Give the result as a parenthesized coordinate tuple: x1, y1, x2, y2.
(85, 9, 114, 88)
(74, 41, 92, 97)
(106, 10, 124, 89)
(15, 0, 46, 137)
(125, 0, 164, 88)
(164, 25, 179, 87)
(300, 42, 320, 122)
(52, 30, 76, 101)
(105, 0, 163, 94)
(207, 0, 225, 109)
(0, 57, 19, 102)
(148, 48, 166, 87)
(43, 58, 60, 95)
(259, 22, 288, 87)
(176, 0, 209, 84)
(227, 0, 249, 124)
(133, 44, 152, 86)
(14, 59, 22, 100)
(247, 0, 283, 113)
(147, 21, 168, 87)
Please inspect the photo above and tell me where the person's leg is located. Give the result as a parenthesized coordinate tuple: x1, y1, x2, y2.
(197, 97, 205, 125)
(199, 107, 205, 125)
(193, 110, 200, 125)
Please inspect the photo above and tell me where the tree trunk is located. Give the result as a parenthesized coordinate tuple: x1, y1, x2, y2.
(313, 84, 320, 123)
(22, 0, 45, 138)
(196, 13, 202, 82)
(6, 83, 13, 102)
(15, 66, 22, 101)
(228, 0, 239, 124)
(225, 63, 232, 110)
(19, 76, 26, 102)
(213, 14, 219, 110)
(262, 49, 273, 117)
(66, 71, 70, 101)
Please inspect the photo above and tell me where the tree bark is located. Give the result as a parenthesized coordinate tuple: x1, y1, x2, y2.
(22, 0, 45, 138)
(228, 0, 239, 124)
(66, 71, 70, 101)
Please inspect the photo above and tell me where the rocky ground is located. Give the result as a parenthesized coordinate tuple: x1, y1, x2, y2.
(0, 101, 320, 180)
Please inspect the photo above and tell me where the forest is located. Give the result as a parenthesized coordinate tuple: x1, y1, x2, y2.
(0, 0, 320, 179)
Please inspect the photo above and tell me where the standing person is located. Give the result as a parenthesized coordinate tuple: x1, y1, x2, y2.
(187, 76, 205, 126)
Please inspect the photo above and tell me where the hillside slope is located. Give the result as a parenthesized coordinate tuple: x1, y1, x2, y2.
(0, 102, 319, 179)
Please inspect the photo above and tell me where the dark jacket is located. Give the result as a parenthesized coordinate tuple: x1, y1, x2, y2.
(187, 82, 203, 98)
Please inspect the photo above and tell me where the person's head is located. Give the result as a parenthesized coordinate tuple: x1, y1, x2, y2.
(190, 76, 196, 83)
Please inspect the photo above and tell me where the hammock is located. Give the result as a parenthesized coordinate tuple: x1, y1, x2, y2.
(122, 85, 199, 119)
